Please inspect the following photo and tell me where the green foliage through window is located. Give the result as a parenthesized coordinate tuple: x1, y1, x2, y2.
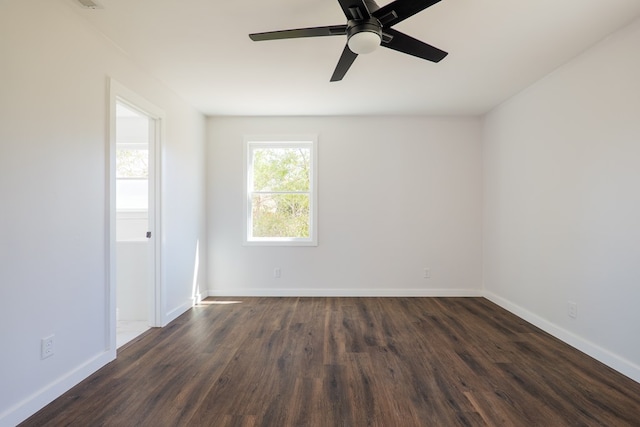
(116, 149, 148, 178)
(253, 148, 309, 192)
(252, 194, 309, 238)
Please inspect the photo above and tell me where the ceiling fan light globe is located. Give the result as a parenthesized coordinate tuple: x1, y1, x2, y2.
(347, 31, 381, 54)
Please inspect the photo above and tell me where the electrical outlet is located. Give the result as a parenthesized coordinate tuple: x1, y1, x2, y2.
(568, 301, 578, 319)
(423, 268, 431, 279)
(274, 268, 281, 279)
(41, 335, 55, 359)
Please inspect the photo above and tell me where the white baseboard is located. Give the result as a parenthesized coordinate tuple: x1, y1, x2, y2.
(163, 289, 216, 325)
(207, 288, 483, 297)
(162, 299, 193, 326)
(0, 350, 115, 427)
(192, 291, 212, 305)
(484, 291, 640, 384)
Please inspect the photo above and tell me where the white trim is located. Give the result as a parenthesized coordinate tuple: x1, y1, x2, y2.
(148, 104, 164, 329)
(108, 78, 165, 353)
(208, 288, 483, 297)
(483, 291, 640, 384)
(192, 293, 204, 305)
(163, 300, 193, 326)
(243, 135, 318, 247)
(0, 350, 114, 426)
(107, 79, 117, 353)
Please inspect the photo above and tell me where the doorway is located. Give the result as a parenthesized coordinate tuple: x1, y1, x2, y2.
(108, 80, 163, 350)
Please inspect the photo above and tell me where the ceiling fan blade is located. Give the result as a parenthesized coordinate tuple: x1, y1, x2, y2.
(337, 0, 372, 20)
(373, 0, 442, 27)
(381, 28, 447, 62)
(330, 45, 358, 82)
(249, 25, 347, 41)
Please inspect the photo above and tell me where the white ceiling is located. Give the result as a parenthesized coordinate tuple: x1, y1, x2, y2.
(67, 0, 640, 116)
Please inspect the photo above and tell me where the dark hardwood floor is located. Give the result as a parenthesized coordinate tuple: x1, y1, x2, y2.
(21, 297, 640, 426)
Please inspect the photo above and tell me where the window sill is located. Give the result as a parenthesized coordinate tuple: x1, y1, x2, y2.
(244, 239, 317, 247)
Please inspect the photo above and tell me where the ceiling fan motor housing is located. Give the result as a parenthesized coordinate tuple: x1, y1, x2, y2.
(346, 18, 382, 54)
(347, 18, 382, 39)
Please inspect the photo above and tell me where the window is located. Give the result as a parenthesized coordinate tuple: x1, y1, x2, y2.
(245, 136, 317, 246)
(115, 102, 149, 212)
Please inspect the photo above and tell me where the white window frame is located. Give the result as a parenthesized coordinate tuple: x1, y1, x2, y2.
(244, 135, 318, 246)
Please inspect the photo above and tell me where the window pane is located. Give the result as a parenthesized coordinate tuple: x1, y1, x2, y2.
(116, 149, 148, 178)
(252, 193, 310, 238)
(116, 179, 148, 210)
(252, 147, 310, 192)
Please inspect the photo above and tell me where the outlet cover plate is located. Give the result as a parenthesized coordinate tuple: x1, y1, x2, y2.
(41, 335, 55, 359)
(568, 302, 578, 319)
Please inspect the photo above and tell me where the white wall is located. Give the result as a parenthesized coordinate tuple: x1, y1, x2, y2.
(483, 18, 640, 382)
(207, 116, 482, 296)
(0, 1, 206, 425)
(116, 241, 148, 321)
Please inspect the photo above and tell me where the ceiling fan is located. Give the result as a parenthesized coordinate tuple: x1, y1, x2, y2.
(249, 0, 448, 82)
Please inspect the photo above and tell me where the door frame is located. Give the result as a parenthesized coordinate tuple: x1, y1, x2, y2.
(107, 78, 164, 352)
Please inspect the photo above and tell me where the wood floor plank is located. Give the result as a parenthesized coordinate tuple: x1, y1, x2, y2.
(20, 297, 640, 427)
